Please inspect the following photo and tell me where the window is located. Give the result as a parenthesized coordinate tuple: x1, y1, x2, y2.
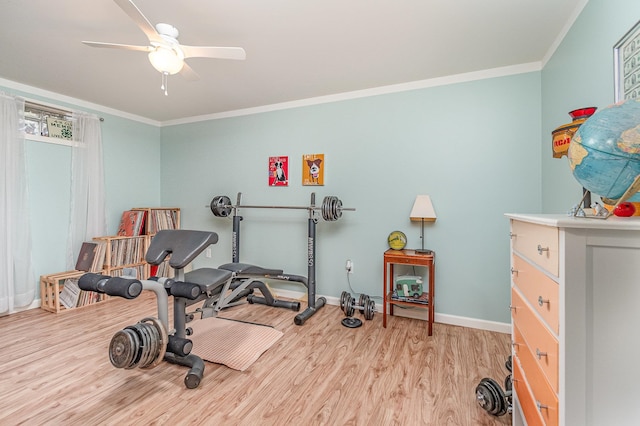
(24, 101, 73, 145)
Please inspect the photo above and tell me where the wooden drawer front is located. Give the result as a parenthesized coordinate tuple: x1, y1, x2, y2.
(512, 254, 559, 334)
(513, 356, 545, 426)
(513, 324, 559, 426)
(511, 288, 559, 393)
(511, 220, 559, 276)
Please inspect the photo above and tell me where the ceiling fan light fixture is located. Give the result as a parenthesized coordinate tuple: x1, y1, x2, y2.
(148, 46, 184, 75)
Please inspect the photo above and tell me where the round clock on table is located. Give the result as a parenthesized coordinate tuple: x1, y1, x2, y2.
(387, 231, 407, 250)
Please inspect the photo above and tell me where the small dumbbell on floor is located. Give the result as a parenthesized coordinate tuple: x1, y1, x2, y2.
(340, 291, 375, 320)
(475, 356, 513, 417)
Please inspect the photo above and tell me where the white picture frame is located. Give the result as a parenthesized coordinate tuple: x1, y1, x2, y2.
(614, 19, 640, 102)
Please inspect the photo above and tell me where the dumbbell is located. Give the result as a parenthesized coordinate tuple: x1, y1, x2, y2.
(475, 356, 513, 417)
(339, 291, 375, 321)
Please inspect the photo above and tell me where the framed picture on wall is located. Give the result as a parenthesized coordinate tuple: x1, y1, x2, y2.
(614, 19, 640, 102)
(302, 154, 324, 186)
(268, 156, 288, 186)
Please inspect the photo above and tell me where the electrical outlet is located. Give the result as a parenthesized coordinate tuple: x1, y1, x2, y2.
(205, 248, 212, 258)
(346, 259, 353, 273)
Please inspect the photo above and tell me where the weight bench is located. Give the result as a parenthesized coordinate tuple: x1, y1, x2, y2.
(216, 262, 304, 311)
(78, 229, 298, 389)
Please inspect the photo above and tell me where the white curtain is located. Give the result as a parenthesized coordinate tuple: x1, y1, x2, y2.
(0, 93, 35, 313)
(66, 112, 107, 269)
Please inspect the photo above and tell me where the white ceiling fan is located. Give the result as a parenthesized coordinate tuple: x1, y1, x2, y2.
(82, 0, 246, 95)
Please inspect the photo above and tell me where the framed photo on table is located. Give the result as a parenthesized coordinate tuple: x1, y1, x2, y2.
(614, 19, 640, 102)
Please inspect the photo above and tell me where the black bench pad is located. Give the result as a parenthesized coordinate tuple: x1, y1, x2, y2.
(218, 262, 284, 276)
(184, 268, 233, 293)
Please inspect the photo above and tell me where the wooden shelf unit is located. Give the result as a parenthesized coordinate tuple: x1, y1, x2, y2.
(97, 207, 181, 279)
(93, 234, 148, 278)
(40, 207, 181, 314)
(132, 207, 180, 236)
(40, 270, 109, 314)
(135, 207, 180, 278)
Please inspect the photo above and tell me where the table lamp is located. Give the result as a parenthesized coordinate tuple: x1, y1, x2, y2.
(410, 195, 436, 253)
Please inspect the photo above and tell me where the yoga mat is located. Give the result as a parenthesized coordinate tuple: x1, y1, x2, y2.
(188, 317, 283, 371)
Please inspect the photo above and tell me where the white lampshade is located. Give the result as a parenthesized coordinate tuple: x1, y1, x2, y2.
(410, 195, 437, 221)
(148, 46, 184, 75)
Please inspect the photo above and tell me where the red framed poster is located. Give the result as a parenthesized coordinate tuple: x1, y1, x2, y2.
(268, 156, 289, 186)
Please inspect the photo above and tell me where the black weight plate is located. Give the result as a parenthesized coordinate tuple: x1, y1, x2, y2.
(122, 327, 142, 369)
(138, 323, 155, 369)
(334, 198, 343, 220)
(140, 323, 159, 369)
(341, 317, 362, 328)
(358, 294, 367, 314)
(345, 297, 355, 317)
(340, 291, 350, 312)
(364, 299, 375, 320)
(124, 325, 145, 369)
(109, 329, 136, 369)
(475, 381, 496, 414)
(328, 196, 336, 221)
(140, 317, 167, 369)
(140, 322, 159, 368)
(505, 355, 512, 372)
(504, 374, 512, 392)
(130, 323, 151, 368)
(322, 196, 330, 221)
(210, 196, 232, 217)
(483, 377, 507, 416)
(332, 197, 339, 221)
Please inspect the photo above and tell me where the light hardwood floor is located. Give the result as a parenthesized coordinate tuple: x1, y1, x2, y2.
(0, 293, 511, 425)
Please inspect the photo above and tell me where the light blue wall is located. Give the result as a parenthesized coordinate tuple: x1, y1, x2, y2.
(161, 72, 542, 323)
(541, 0, 640, 212)
(7, 0, 633, 323)
(1, 84, 162, 286)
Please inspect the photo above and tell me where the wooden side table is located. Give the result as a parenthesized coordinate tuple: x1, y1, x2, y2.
(383, 249, 435, 335)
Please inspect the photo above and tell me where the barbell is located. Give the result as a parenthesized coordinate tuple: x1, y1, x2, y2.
(209, 193, 355, 222)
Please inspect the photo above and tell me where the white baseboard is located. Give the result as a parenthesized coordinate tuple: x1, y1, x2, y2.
(275, 288, 511, 334)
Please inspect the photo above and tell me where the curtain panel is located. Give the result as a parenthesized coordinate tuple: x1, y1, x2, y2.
(66, 112, 107, 270)
(0, 92, 35, 313)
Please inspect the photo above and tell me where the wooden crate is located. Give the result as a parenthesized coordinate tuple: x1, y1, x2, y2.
(40, 270, 109, 314)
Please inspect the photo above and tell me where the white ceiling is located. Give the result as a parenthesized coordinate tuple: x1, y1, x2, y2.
(0, 0, 585, 123)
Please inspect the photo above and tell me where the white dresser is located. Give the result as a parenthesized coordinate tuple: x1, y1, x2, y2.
(506, 214, 640, 426)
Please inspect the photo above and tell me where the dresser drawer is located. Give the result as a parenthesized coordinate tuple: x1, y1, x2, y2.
(513, 323, 559, 426)
(511, 288, 558, 393)
(513, 356, 545, 426)
(511, 220, 559, 276)
(512, 253, 559, 334)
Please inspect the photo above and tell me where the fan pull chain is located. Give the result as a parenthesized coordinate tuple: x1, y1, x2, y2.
(160, 72, 169, 96)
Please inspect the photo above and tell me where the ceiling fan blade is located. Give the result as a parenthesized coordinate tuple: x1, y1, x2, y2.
(82, 41, 152, 52)
(181, 45, 246, 60)
(114, 0, 163, 44)
(179, 62, 200, 81)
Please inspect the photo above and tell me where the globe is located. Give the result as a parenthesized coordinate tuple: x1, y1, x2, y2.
(568, 99, 640, 203)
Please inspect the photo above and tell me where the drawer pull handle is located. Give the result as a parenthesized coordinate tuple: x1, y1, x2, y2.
(509, 232, 516, 239)
(511, 342, 520, 349)
(538, 296, 550, 307)
(510, 267, 518, 275)
(537, 244, 549, 255)
(509, 305, 517, 311)
(536, 401, 549, 412)
(536, 348, 548, 359)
